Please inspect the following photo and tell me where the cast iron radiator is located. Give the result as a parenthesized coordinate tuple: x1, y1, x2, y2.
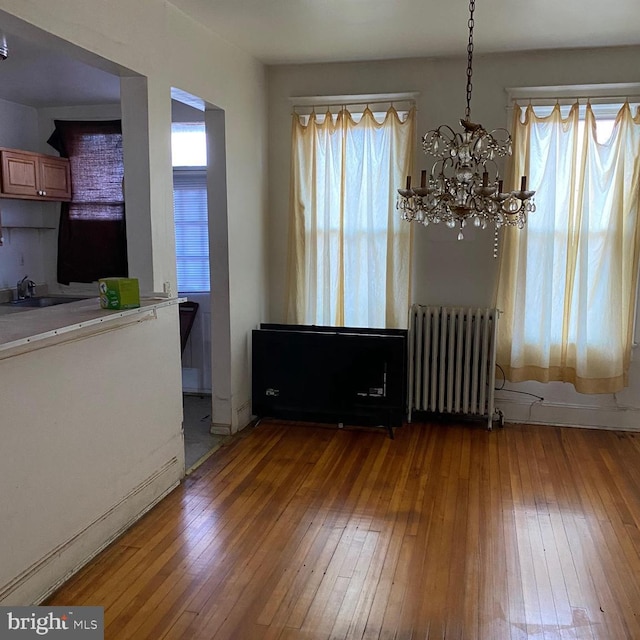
(407, 305, 498, 429)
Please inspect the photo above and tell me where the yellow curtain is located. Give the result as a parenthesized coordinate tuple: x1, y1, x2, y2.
(286, 106, 415, 328)
(497, 102, 640, 393)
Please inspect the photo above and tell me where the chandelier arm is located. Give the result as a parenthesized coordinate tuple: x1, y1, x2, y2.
(440, 156, 456, 171)
(436, 124, 460, 139)
(486, 127, 513, 156)
(473, 157, 503, 185)
(482, 157, 500, 175)
(469, 134, 491, 162)
(428, 156, 454, 179)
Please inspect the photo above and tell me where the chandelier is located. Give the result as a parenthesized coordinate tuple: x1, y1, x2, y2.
(397, 0, 535, 257)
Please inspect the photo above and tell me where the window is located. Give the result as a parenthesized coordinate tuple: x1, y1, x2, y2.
(173, 170, 209, 292)
(286, 105, 415, 328)
(172, 123, 209, 292)
(496, 100, 640, 393)
(172, 122, 207, 167)
(47, 120, 127, 284)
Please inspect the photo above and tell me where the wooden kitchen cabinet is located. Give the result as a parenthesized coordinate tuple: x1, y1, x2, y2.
(0, 148, 71, 201)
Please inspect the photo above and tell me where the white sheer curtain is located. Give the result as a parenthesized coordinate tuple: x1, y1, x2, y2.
(496, 102, 640, 393)
(286, 106, 415, 328)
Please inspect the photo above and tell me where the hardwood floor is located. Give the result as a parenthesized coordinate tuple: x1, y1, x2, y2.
(47, 420, 640, 639)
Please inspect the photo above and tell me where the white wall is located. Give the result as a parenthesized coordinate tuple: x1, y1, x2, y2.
(0, 0, 267, 603)
(266, 46, 640, 430)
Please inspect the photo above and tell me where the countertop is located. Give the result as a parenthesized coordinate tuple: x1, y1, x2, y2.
(0, 296, 184, 360)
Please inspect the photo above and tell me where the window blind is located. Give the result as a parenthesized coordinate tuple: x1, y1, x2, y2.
(47, 119, 127, 284)
(173, 169, 210, 292)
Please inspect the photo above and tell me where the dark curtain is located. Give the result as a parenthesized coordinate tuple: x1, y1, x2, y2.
(48, 120, 127, 284)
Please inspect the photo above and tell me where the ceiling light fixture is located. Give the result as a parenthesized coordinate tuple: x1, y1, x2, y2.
(397, 0, 535, 257)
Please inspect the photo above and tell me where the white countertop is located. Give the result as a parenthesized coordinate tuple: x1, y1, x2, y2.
(0, 296, 184, 360)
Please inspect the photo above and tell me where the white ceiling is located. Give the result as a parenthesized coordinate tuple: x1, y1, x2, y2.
(0, 31, 121, 108)
(170, 0, 640, 65)
(0, 0, 638, 109)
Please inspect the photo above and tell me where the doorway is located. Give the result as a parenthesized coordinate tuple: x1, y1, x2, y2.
(171, 89, 225, 472)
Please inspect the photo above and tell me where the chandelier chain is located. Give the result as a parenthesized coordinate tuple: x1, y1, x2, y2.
(465, 0, 475, 119)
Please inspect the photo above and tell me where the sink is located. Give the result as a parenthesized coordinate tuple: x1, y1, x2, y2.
(4, 296, 87, 308)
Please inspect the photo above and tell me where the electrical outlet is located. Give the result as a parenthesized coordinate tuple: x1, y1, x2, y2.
(163, 281, 172, 296)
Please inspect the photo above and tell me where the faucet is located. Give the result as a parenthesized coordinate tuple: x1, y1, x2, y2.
(17, 275, 36, 300)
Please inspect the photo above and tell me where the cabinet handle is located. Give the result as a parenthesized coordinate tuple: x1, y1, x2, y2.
(42, 191, 47, 197)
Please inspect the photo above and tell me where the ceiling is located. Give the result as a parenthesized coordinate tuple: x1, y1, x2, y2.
(0, 0, 638, 109)
(169, 0, 640, 65)
(0, 31, 121, 108)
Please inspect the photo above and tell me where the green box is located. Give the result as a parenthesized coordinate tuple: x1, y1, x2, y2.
(99, 277, 140, 310)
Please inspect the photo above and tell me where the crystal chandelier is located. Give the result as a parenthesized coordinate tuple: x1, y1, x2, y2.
(397, 0, 535, 257)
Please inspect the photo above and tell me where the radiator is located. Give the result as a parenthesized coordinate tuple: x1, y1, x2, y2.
(408, 305, 499, 429)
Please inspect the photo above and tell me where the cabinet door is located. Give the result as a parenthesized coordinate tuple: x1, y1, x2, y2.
(1, 150, 38, 197)
(38, 155, 71, 200)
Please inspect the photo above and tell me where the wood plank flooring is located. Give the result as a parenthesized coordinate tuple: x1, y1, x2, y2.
(47, 420, 640, 639)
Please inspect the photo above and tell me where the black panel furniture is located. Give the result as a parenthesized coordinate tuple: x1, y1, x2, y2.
(252, 324, 407, 438)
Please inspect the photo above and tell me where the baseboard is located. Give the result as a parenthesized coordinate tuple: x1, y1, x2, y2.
(0, 456, 182, 606)
(496, 394, 640, 431)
